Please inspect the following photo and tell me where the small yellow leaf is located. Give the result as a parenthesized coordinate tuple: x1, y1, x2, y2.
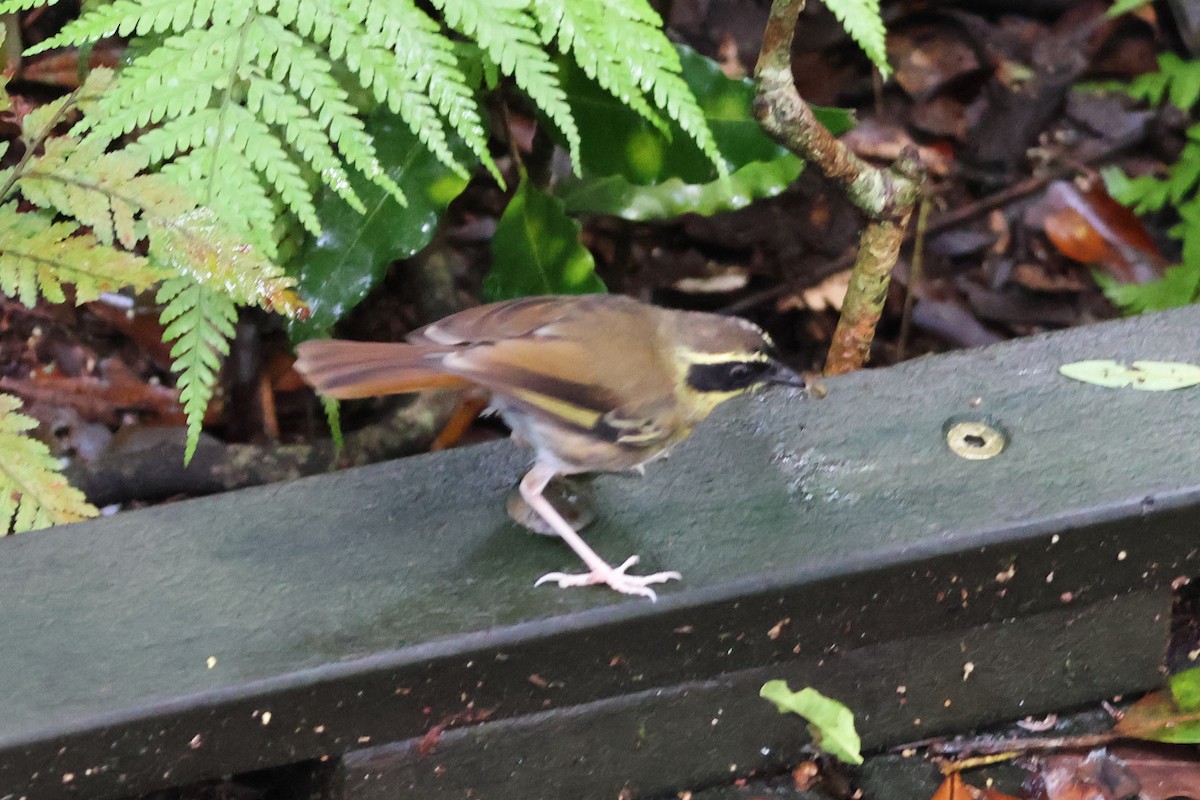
(1059, 359, 1200, 391)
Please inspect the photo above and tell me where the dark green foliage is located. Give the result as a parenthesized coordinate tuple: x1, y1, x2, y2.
(556, 45, 854, 220)
(486, 172, 606, 300)
(1103, 53, 1200, 311)
(288, 111, 471, 339)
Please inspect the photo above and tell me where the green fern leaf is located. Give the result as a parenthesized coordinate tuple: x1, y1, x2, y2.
(159, 148, 280, 258)
(279, 1, 470, 184)
(243, 14, 405, 201)
(1167, 55, 1200, 110)
(1108, 0, 1152, 15)
(81, 26, 241, 140)
(1168, 140, 1200, 202)
(531, 0, 668, 135)
(25, 0, 210, 53)
(824, 0, 890, 80)
(432, 0, 582, 172)
(0, 0, 63, 12)
(0, 203, 164, 306)
(219, 105, 324, 233)
(157, 276, 238, 464)
(1125, 57, 1173, 105)
(23, 0, 246, 55)
(0, 393, 98, 534)
(244, 74, 357, 203)
(20, 136, 148, 248)
(1103, 166, 1171, 214)
(16, 124, 298, 312)
(347, 0, 497, 179)
(532, 0, 725, 177)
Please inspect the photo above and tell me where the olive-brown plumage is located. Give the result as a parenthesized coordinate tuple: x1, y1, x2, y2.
(295, 294, 804, 599)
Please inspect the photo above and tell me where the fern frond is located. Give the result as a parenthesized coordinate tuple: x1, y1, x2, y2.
(21, 136, 132, 248)
(0, 393, 98, 534)
(15, 124, 297, 312)
(530, 0, 668, 135)
(432, 0, 582, 171)
(824, 0, 890, 80)
(0, 203, 164, 307)
(242, 14, 405, 202)
(81, 26, 241, 140)
(159, 147, 279, 258)
(23, 0, 248, 55)
(347, 0, 497, 178)
(272, 1, 469, 184)
(0, 0, 62, 12)
(156, 276, 238, 463)
(228, 105, 326, 234)
(243, 72, 357, 200)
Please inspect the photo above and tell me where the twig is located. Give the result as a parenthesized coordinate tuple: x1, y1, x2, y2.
(896, 196, 931, 360)
(753, 0, 922, 375)
(721, 135, 1139, 320)
(924, 731, 1119, 757)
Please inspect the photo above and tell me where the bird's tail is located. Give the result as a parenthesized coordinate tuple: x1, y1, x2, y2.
(293, 340, 471, 399)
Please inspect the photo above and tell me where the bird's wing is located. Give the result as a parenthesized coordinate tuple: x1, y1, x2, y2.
(293, 340, 471, 399)
(410, 295, 580, 344)
(442, 333, 678, 440)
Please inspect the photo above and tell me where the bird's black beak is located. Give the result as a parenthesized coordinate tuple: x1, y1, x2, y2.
(767, 361, 807, 389)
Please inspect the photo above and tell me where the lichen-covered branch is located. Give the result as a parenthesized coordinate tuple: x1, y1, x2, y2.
(753, 0, 922, 375)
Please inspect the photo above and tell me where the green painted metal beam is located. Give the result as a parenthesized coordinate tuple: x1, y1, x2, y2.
(0, 307, 1197, 799)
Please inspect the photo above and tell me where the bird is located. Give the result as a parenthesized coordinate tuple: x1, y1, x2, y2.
(293, 293, 806, 600)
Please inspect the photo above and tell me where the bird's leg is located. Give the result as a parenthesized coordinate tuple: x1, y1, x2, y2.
(520, 463, 681, 601)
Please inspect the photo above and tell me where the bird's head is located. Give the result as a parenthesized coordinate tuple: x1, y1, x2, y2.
(671, 313, 806, 415)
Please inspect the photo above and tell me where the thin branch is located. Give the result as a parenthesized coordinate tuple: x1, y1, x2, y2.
(0, 86, 82, 201)
(752, 0, 922, 375)
(721, 135, 1139, 319)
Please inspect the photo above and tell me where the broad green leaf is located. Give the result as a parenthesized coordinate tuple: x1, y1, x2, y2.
(760, 680, 863, 765)
(287, 109, 471, 338)
(1115, 667, 1200, 743)
(559, 158, 805, 221)
(556, 45, 854, 220)
(485, 172, 605, 300)
(1059, 359, 1200, 391)
(1173, 666, 1200, 710)
(1108, 0, 1152, 15)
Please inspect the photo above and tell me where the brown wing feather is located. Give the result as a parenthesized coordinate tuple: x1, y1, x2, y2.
(439, 312, 678, 433)
(293, 340, 471, 399)
(410, 294, 641, 345)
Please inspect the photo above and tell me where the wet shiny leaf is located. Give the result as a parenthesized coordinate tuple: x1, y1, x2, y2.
(485, 172, 605, 300)
(287, 109, 471, 337)
(556, 45, 853, 220)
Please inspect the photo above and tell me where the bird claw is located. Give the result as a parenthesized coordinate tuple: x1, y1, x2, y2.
(535, 555, 682, 601)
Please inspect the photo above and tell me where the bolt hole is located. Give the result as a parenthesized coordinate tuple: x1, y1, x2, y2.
(945, 420, 1006, 460)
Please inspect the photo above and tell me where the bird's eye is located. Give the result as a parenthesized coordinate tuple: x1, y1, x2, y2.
(729, 364, 752, 380)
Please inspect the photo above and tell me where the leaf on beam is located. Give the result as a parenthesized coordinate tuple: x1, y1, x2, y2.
(1059, 360, 1200, 391)
(760, 680, 864, 765)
